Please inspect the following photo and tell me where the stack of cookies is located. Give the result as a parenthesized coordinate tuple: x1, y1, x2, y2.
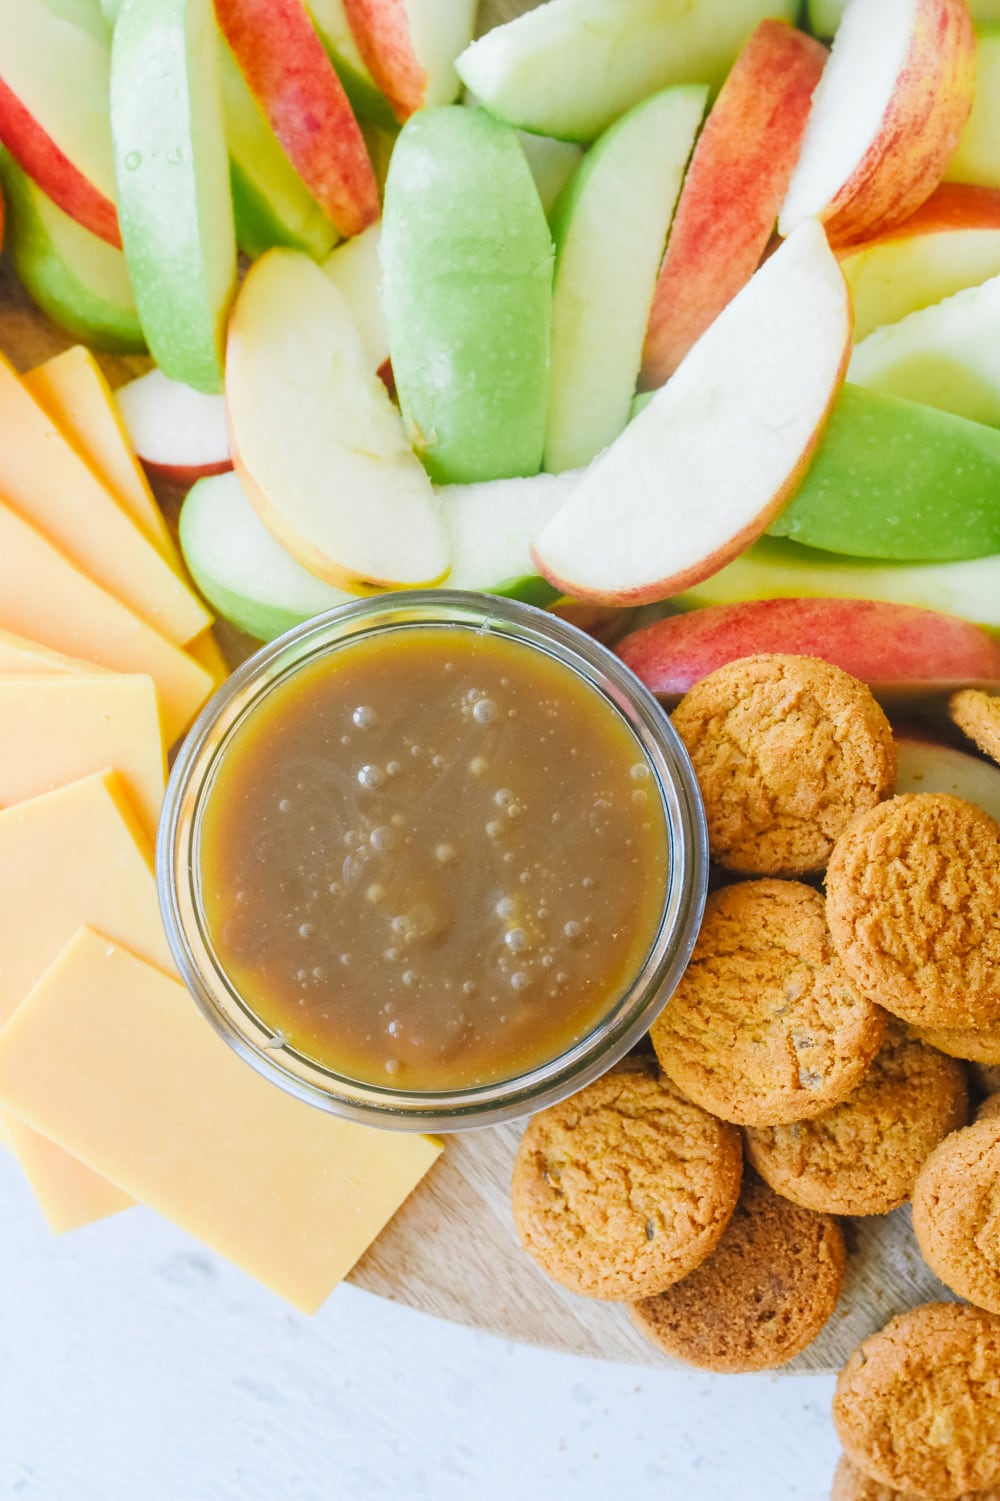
(509, 655, 1000, 1493)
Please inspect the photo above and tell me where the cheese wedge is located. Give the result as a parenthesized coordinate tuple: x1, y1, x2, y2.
(0, 674, 165, 839)
(0, 928, 442, 1312)
(24, 347, 181, 572)
(0, 628, 107, 676)
(2, 1113, 133, 1235)
(0, 499, 212, 743)
(187, 628, 230, 688)
(0, 350, 209, 645)
(0, 769, 172, 1025)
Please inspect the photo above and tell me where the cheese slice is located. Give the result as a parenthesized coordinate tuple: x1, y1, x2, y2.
(0, 350, 209, 645)
(0, 674, 165, 839)
(24, 347, 182, 572)
(2, 1113, 133, 1234)
(0, 928, 442, 1312)
(187, 628, 229, 688)
(0, 499, 212, 743)
(0, 628, 107, 676)
(0, 769, 173, 1025)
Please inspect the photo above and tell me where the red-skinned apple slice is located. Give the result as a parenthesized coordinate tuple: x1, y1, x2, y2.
(640, 20, 826, 389)
(116, 369, 232, 486)
(895, 731, 1000, 823)
(615, 598, 1000, 701)
(0, 0, 119, 247)
(779, 0, 976, 248)
(531, 219, 852, 607)
(226, 248, 449, 591)
(214, 0, 379, 238)
(342, 0, 477, 120)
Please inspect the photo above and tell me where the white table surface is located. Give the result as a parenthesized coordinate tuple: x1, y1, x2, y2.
(0, 1152, 845, 1501)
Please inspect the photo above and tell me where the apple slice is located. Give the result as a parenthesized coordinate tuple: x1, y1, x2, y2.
(306, 0, 397, 131)
(531, 219, 852, 607)
(437, 471, 576, 606)
(381, 106, 553, 484)
(45, 0, 110, 43)
(0, 0, 119, 246)
(110, 0, 237, 393)
(779, 0, 976, 247)
(116, 369, 231, 486)
(673, 537, 1000, 632)
(771, 384, 1000, 561)
(214, 0, 378, 239)
(808, 0, 1000, 34)
(640, 22, 826, 389)
(544, 84, 707, 474)
(218, 39, 339, 263)
(839, 184, 1000, 339)
(615, 598, 1000, 701)
(848, 274, 1000, 426)
(455, 0, 797, 144)
(321, 222, 387, 369)
(895, 732, 1000, 823)
(0, 154, 144, 353)
(947, 27, 1000, 189)
(342, 0, 476, 120)
(226, 248, 449, 591)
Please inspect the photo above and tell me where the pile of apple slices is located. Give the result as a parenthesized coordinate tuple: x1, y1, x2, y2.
(1, 0, 999, 663)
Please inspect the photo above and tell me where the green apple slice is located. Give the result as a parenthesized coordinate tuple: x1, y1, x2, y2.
(110, 0, 237, 393)
(381, 105, 553, 484)
(226, 248, 450, 590)
(771, 384, 1000, 560)
(946, 27, 1000, 189)
(44, 0, 110, 43)
(406, 0, 477, 106)
(306, 0, 398, 131)
(0, 153, 144, 352)
(455, 0, 797, 143)
(675, 536, 1000, 631)
(808, 0, 1000, 34)
(848, 274, 1000, 426)
(544, 84, 706, 474)
(219, 40, 338, 262)
(437, 471, 575, 605)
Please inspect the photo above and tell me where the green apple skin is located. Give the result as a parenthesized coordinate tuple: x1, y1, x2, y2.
(110, 0, 237, 393)
(455, 0, 797, 143)
(381, 106, 553, 484)
(674, 536, 1000, 632)
(808, 0, 1000, 34)
(437, 470, 576, 606)
(771, 384, 1000, 561)
(218, 41, 338, 262)
(946, 27, 1000, 189)
(544, 84, 706, 474)
(849, 274, 1000, 426)
(45, 0, 110, 42)
(0, 152, 145, 352)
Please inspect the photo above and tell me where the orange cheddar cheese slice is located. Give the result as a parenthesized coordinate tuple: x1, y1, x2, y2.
(0, 674, 165, 839)
(0, 499, 212, 743)
(0, 628, 107, 676)
(187, 628, 229, 689)
(0, 928, 442, 1312)
(2, 1113, 133, 1234)
(23, 347, 182, 572)
(0, 769, 172, 1026)
(0, 350, 209, 645)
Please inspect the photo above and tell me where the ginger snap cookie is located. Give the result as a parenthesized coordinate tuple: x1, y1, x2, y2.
(628, 1173, 844, 1372)
(745, 1023, 968, 1216)
(826, 794, 1000, 1030)
(511, 1061, 742, 1301)
(670, 654, 896, 876)
(650, 879, 886, 1126)
(912, 1119, 1000, 1315)
(950, 690, 1000, 767)
(832, 1452, 1000, 1501)
(833, 1302, 1000, 1499)
(915, 1019, 1000, 1067)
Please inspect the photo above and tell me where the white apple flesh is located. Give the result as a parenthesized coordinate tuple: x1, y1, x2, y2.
(116, 369, 231, 486)
(321, 223, 387, 370)
(896, 734, 1000, 823)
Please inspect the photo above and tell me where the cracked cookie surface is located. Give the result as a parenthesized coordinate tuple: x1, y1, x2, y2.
(650, 879, 886, 1126)
(629, 1173, 844, 1372)
(745, 1023, 968, 1216)
(833, 1302, 1000, 1500)
(832, 1452, 1000, 1500)
(510, 1061, 742, 1300)
(825, 794, 1000, 1030)
(950, 690, 1000, 766)
(912, 1119, 1000, 1315)
(670, 654, 896, 876)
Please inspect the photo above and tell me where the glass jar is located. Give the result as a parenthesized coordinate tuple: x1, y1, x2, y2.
(158, 591, 707, 1132)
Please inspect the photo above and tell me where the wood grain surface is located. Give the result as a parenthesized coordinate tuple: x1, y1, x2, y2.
(0, 0, 956, 1370)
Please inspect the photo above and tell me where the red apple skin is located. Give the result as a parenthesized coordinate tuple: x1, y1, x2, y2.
(615, 598, 1000, 697)
(0, 74, 120, 248)
(640, 21, 826, 390)
(342, 0, 427, 122)
(214, 0, 379, 238)
(139, 457, 233, 488)
(838, 183, 1000, 251)
(814, 0, 977, 248)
